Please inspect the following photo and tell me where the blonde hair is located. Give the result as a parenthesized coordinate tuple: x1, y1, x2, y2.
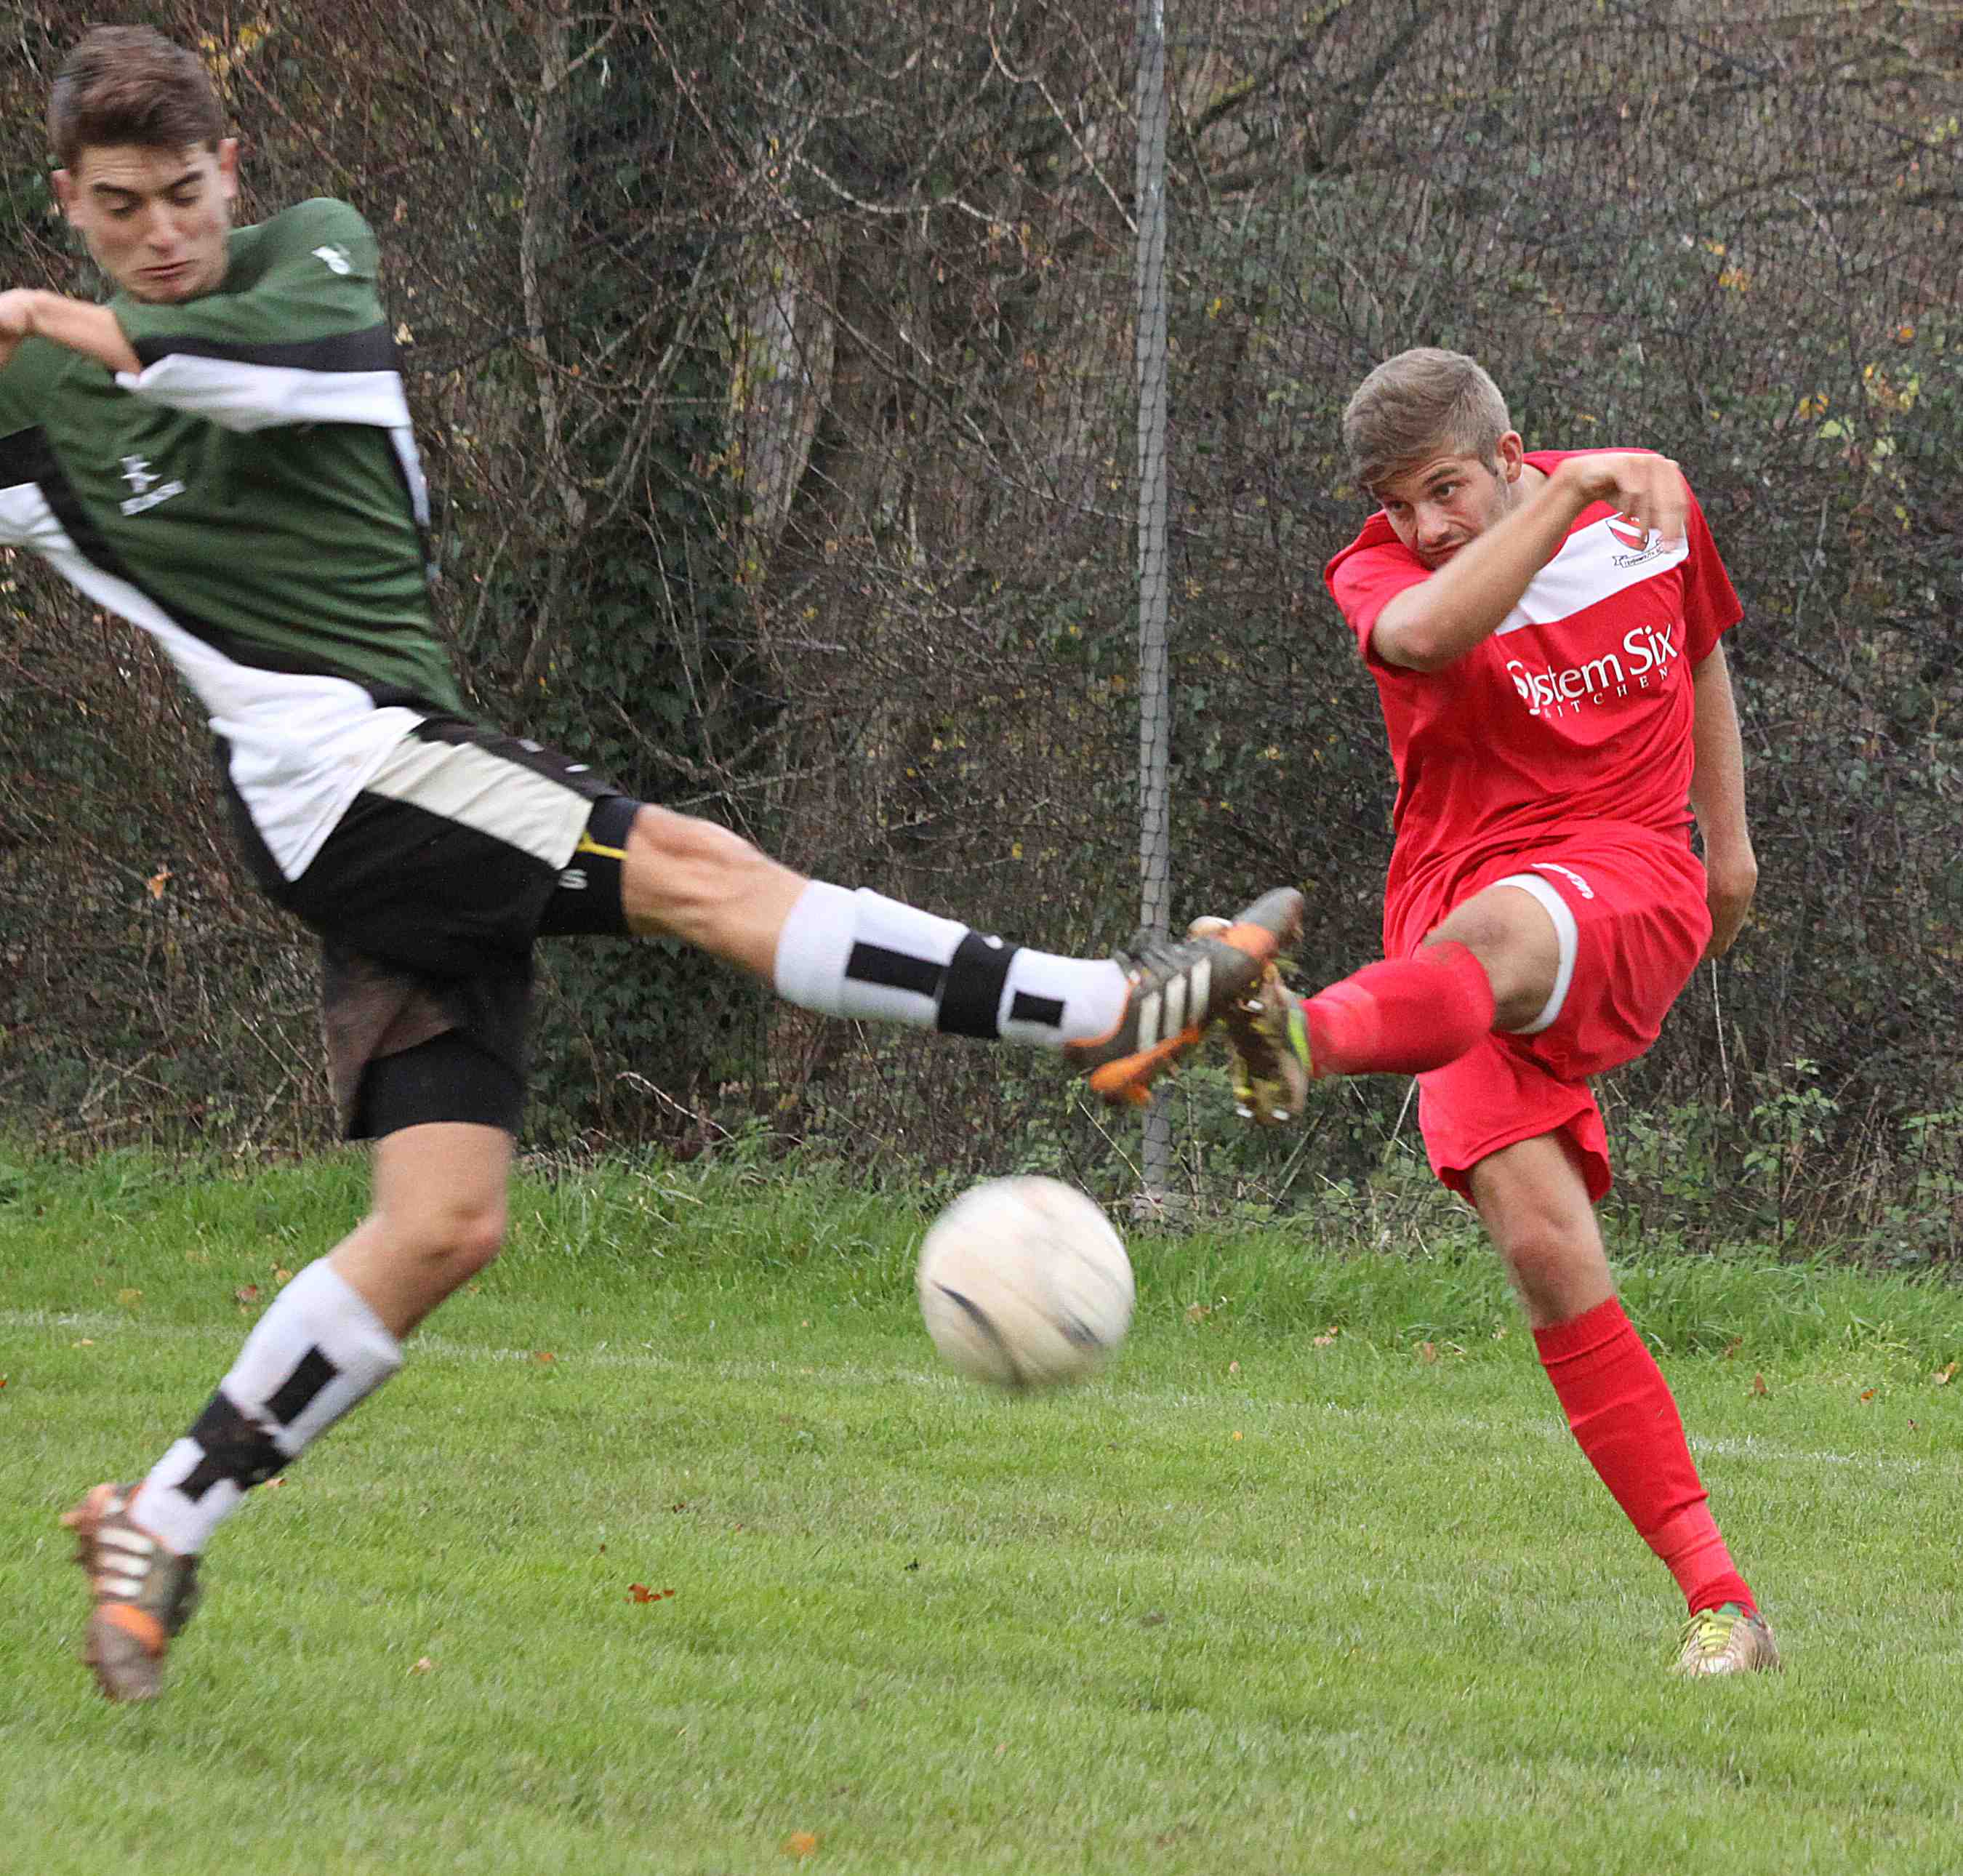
(1342, 348, 1512, 492)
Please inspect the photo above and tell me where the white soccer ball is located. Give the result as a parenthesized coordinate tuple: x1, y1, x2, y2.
(915, 1176, 1135, 1391)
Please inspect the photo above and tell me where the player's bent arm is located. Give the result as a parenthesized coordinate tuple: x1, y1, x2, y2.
(0, 289, 140, 377)
(1371, 465, 1594, 670)
(1373, 452, 1690, 672)
(1689, 640, 1757, 958)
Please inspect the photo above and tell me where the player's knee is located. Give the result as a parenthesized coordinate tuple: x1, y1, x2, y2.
(1430, 890, 1559, 1025)
(1497, 1224, 1570, 1297)
(1493, 1214, 1607, 1319)
(448, 1201, 509, 1279)
(389, 1190, 508, 1282)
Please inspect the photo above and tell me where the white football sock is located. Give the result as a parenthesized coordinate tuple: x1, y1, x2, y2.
(773, 881, 1125, 1046)
(132, 1259, 404, 1555)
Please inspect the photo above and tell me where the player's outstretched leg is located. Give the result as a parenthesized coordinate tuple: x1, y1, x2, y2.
(1071, 887, 1304, 1107)
(61, 1483, 203, 1703)
(615, 805, 1301, 1107)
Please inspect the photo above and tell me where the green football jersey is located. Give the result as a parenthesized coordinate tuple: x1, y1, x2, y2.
(0, 197, 467, 879)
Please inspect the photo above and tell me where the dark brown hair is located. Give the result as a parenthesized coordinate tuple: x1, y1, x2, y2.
(1342, 348, 1512, 492)
(49, 25, 225, 171)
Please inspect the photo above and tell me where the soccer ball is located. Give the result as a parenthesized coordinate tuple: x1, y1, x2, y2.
(915, 1176, 1135, 1391)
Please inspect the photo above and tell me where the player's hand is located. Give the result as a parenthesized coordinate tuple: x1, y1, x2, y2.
(1703, 843, 1758, 960)
(1555, 450, 1689, 548)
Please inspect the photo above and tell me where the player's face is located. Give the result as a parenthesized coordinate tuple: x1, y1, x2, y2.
(1373, 434, 1525, 569)
(55, 141, 240, 305)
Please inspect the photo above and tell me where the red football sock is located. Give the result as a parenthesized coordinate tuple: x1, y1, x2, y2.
(1535, 1297, 1755, 1614)
(1301, 940, 1496, 1076)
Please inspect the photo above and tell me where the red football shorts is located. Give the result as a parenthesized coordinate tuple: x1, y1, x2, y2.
(1389, 829, 1711, 1203)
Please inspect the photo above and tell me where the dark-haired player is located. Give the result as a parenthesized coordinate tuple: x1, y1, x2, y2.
(4, 25, 1300, 1701)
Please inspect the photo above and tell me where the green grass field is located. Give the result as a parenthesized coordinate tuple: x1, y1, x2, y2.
(4, 1152, 1961, 1874)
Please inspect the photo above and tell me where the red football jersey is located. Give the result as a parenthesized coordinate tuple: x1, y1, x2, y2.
(1322, 449, 1742, 930)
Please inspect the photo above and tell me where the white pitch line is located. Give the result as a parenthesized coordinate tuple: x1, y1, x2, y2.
(0, 1307, 931, 1389)
(7, 1308, 1955, 1477)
